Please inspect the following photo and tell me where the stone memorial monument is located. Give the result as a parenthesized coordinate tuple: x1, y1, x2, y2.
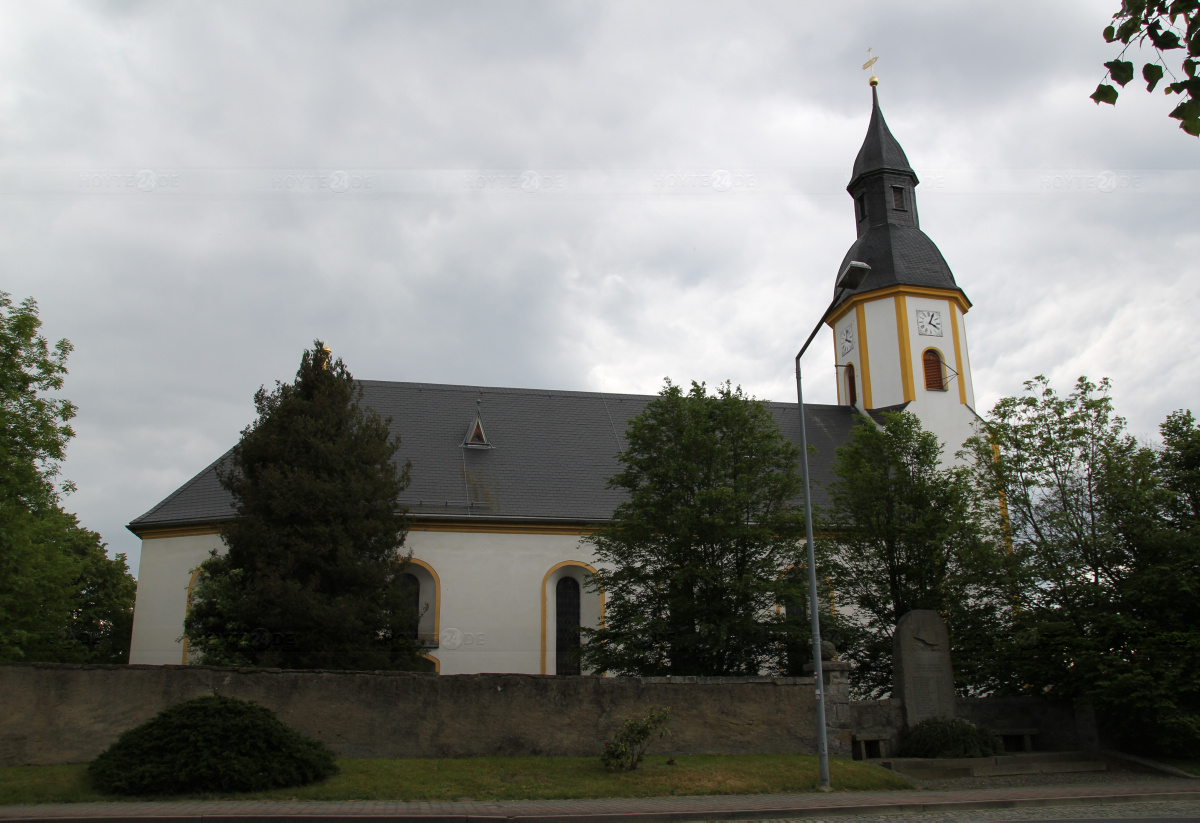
(893, 610, 956, 726)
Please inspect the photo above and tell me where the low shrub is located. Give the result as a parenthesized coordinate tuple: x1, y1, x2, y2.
(88, 695, 337, 795)
(600, 707, 672, 771)
(894, 717, 1002, 759)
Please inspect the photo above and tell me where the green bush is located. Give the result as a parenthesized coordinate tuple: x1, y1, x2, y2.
(894, 717, 1002, 759)
(88, 695, 337, 795)
(600, 707, 672, 771)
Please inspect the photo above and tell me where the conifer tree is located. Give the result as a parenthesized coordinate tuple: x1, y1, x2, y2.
(184, 342, 425, 670)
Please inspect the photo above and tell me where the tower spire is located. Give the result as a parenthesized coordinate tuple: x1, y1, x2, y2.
(849, 84, 917, 192)
(833, 85, 962, 307)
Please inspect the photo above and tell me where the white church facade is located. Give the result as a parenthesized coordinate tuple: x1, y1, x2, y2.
(127, 86, 981, 674)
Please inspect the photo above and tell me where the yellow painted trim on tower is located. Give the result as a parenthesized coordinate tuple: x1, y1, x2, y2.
(895, 295, 915, 402)
(406, 557, 442, 646)
(833, 332, 843, 405)
(422, 653, 441, 672)
(950, 303, 967, 405)
(540, 561, 602, 675)
(826, 285, 971, 327)
(855, 302, 873, 409)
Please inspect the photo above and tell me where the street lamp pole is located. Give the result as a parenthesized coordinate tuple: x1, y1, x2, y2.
(795, 260, 870, 791)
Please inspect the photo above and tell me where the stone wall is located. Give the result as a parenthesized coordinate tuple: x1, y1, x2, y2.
(0, 663, 827, 767)
(848, 695, 1094, 758)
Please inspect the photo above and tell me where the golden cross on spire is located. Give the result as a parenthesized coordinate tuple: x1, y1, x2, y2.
(862, 47, 879, 86)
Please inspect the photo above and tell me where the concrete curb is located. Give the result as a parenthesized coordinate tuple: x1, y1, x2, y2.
(3, 788, 1200, 823)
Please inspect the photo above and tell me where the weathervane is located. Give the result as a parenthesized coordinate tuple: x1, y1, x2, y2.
(863, 47, 879, 87)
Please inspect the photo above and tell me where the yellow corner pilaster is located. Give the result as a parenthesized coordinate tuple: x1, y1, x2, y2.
(950, 303, 968, 405)
(894, 295, 915, 402)
(855, 302, 873, 408)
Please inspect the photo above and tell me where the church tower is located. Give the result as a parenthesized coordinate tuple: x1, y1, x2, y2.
(827, 82, 979, 453)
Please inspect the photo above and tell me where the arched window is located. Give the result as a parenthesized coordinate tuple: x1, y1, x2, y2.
(923, 349, 945, 391)
(555, 576, 581, 675)
(845, 363, 857, 406)
(400, 572, 421, 640)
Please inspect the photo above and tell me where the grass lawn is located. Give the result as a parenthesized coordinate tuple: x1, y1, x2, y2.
(0, 754, 911, 805)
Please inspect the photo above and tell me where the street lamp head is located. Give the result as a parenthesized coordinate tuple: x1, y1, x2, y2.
(836, 260, 871, 293)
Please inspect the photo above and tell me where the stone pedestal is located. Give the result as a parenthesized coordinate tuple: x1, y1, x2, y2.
(804, 646, 853, 757)
(893, 610, 956, 726)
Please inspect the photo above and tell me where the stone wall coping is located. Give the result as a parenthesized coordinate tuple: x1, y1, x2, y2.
(0, 662, 814, 686)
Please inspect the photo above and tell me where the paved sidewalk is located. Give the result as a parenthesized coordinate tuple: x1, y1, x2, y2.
(2, 778, 1198, 823)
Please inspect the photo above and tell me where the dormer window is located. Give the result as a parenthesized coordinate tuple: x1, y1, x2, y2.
(855, 193, 866, 222)
(462, 416, 493, 449)
(891, 186, 907, 211)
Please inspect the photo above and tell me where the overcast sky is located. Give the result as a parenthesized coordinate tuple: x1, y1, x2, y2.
(4, 0, 1197, 576)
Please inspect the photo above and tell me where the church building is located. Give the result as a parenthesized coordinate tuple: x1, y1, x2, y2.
(127, 84, 980, 674)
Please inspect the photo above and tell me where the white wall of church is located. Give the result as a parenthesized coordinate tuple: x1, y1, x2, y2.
(129, 529, 604, 676)
(405, 529, 602, 675)
(861, 298, 904, 407)
(129, 532, 223, 665)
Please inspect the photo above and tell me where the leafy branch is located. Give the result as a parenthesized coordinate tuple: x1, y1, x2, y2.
(1091, 1, 1199, 136)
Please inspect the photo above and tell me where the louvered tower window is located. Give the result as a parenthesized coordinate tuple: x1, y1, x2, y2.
(845, 363, 857, 406)
(555, 577, 581, 675)
(923, 350, 945, 391)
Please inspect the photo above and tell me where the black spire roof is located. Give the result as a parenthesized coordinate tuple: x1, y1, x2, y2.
(849, 86, 917, 190)
(834, 86, 966, 308)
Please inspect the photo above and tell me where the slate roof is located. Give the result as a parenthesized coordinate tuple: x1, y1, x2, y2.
(835, 223, 960, 298)
(128, 381, 865, 534)
(835, 87, 966, 309)
(849, 86, 917, 190)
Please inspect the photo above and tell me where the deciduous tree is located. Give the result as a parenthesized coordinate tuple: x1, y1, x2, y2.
(969, 377, 1200, 754)
(1092, 2, 1200, 136)
(818, 411, 1011, 698)
(581, 380, 807, 676)
(0, 292, 135, 663)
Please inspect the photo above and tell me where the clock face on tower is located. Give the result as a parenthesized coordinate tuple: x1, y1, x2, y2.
(916, 309, 943, 337)
(839, 326, 855, 356)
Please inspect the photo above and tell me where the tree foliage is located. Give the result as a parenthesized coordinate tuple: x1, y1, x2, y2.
(581, 380, 807, 676)
(818, 412, 1012, 698)
(1092, 1, 1200, 136)
(183, 342, 426, 671)
(968, 377, 1200, 755)
(0, 292, 135, 663)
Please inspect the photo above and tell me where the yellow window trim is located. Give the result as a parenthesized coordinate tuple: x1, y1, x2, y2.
(181, 568, 205, 664)
(407, 557, 442, 651)
(540, 561, 603, 675)
(921, 346, 951, 392)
